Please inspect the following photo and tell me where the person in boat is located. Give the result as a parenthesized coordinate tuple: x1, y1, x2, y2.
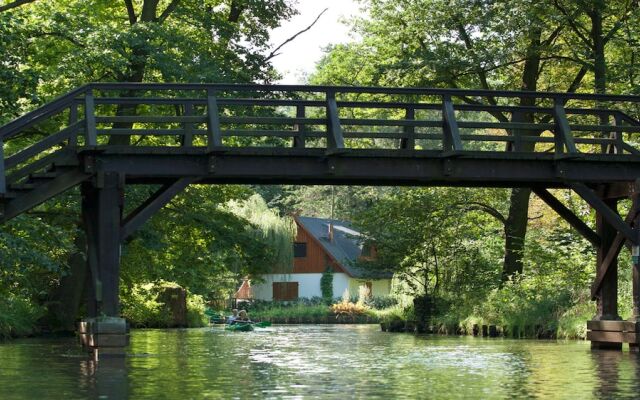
(227, 309, 239, 324)
(232, 309, 250, 324)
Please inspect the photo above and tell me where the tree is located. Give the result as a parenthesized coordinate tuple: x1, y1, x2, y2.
(309, 0, 640, 280)
(353, 187, 506, 301)
(0, 0, 299, 331)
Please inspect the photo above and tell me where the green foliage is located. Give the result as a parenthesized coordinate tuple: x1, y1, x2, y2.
(226, 194, 297, 273)
(320, 266, 333, 302)
(120, 283, 173, 328)
(186, 293, 209, 328)
(0, 294, 45, 339)
(120, 281, 208, 328)
(369, 304, 413, 325)
(0, 0, 299, 336)
(250, 303, 331, 321)
(353, 187, 506, 300)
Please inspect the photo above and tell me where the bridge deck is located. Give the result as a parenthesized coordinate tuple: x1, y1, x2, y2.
(84, 146, 640, 187)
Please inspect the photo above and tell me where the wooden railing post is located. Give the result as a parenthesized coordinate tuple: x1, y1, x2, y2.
(442, 95, 463, 151)
(510, 110, 524, 152)
(552, 98, 577, 156)
(612, 113, 624, 154)
(0, 135, 5, 196)
(206, 88, 222, 149)
(293, 105, 306, 148)
(69, 102, 78, 146)
(401, 107, 415, 150)
(182, 102, 194, 147)
(326, 90, 344, 149)
(84, 88, 97, 146)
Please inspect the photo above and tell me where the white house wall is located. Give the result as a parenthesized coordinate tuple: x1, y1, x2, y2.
(348, 278, 392, 297)
(251, 273, 350, 300)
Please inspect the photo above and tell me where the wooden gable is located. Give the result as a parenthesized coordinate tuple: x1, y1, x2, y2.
(292, 218, 346, 274)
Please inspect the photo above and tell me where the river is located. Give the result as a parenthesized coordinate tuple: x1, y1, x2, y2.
(0, 324, 639, 399)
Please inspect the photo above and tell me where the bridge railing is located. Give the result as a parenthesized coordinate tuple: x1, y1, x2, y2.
(2, 83, 640, 194)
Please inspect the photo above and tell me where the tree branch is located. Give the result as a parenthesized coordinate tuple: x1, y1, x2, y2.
(158, 0, 180, 23)
(603, 2, 637, 44)
(124, 0, 137, 24)
(228, 0, 245, 23)
(447, 80, 509, 123)
(265, 8, 328, 61)
(539, 65, 588, 124)
(552, 0, 593, 48)
(27, 30, 85, 47)
(455, 201, 507, 225)
(455, 22, 498, 106)
(0, 0, 36, 13)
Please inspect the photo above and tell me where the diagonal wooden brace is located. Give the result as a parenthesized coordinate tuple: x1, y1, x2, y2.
(532, 188, 600, 247)
(591, 204, 640, 299)
(571, 182, 637, 244)
(120, 177, 197, 240)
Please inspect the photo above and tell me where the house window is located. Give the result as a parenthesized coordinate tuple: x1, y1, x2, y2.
(273, 282, 299, 301)
(293, 242, 307, 258)
(359, 243, 377, 261)
(364, 281, 373, 296)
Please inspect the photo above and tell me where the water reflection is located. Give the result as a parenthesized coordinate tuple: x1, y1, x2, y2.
(3, 326, 640, 399)
(592, 350, 622, 398)
(80, 357, 128, 400)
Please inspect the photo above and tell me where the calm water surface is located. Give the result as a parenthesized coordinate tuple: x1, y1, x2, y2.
(0, 324, 639, 399)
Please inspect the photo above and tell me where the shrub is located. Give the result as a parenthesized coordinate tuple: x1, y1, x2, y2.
(320, 266, 333, 303)
(366, 296, 398, 310)
(186, 293, 209, 327)
(120, 281, 208, 328)
(330, 288, 369, 316)
(120, 283, 172, 328)
(0, 294, 44, 339)
(250, 303, 330, 320)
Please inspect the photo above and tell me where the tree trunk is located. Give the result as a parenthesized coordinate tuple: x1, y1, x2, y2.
(501, 28, 541, 282)
(46, 224, 87, 332)
(44, 0, 165, 329)
(503, 188, 530, 280)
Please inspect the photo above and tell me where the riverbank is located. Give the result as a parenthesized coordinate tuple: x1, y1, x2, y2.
(243, 296, 594, 340)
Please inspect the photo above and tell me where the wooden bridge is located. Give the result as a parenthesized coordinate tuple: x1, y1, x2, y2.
(2, 83, 640, 354)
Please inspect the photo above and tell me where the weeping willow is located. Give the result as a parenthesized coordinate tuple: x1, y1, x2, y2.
(226, 194, 297, 273)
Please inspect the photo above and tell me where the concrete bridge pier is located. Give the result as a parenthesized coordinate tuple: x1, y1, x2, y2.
(78, 172, 129, 359)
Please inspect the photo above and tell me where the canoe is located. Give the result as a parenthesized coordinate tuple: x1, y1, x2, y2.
(225, 323, 254, 332)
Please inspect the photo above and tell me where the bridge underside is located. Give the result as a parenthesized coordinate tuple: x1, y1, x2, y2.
(85, 147, 640, 186)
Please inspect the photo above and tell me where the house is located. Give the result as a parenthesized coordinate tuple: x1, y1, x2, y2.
(250, 215, 393, 301)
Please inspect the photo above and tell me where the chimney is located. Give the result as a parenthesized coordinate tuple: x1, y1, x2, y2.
(328, 223, 334, 243)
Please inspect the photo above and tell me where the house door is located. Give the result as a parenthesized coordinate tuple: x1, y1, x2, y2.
(273, 282, 299, 301)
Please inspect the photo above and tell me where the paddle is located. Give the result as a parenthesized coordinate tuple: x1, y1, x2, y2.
(253, 321, 271, 328)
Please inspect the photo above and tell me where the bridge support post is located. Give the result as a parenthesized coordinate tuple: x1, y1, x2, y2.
(589, 196, 623, 350)
(79, 172, 129, 359)
(628, 187, 640, 351)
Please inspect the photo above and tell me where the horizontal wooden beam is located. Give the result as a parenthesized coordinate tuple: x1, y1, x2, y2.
(83, 147, 640, 187)
(86, 82, 640, 103)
